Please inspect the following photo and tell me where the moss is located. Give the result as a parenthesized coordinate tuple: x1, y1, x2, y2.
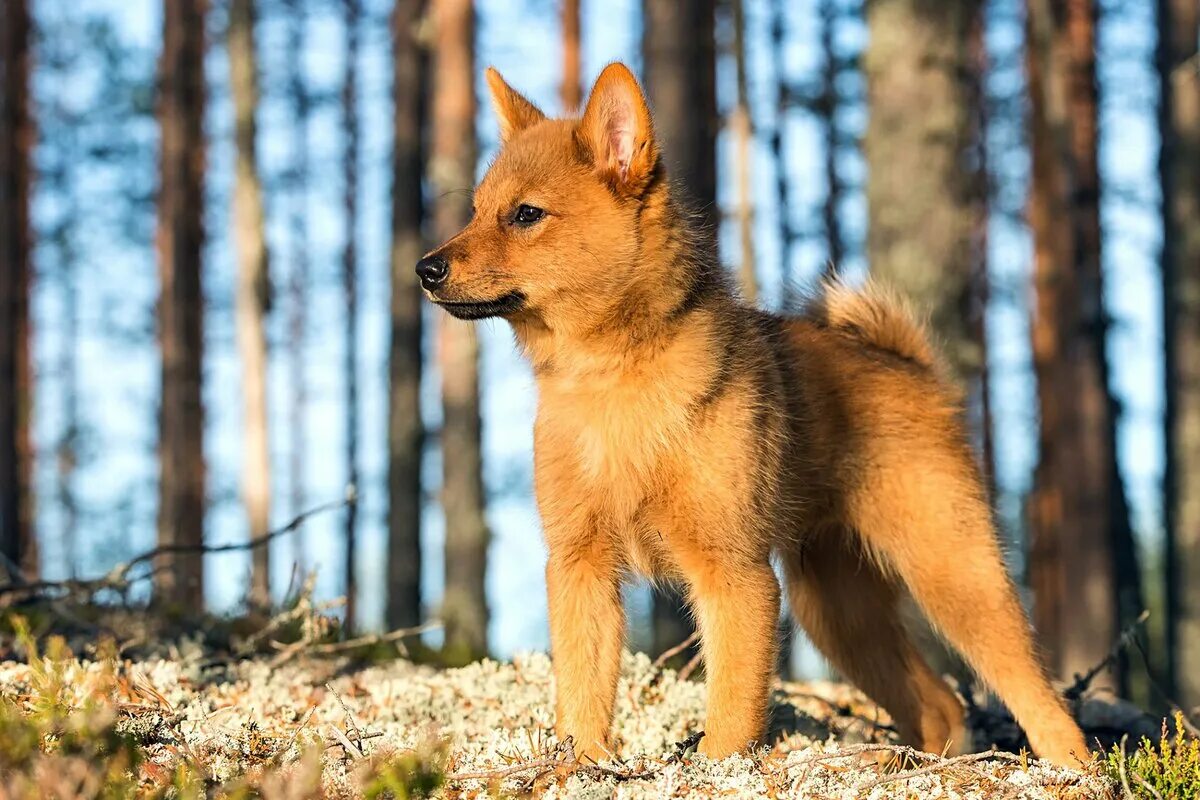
(1105, 713, 1200, 799)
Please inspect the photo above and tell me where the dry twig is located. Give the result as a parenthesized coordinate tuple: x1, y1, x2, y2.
(678, 650, 703, 681)
(859, 748, 1019, 791)
(325, 681, 364, 755)
(652, 631, 700, 669)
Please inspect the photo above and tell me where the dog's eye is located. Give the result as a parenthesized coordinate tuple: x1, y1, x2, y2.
(513, 204, 545, 226)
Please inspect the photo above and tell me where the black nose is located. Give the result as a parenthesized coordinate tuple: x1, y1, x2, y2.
(416, 254, 449, 289)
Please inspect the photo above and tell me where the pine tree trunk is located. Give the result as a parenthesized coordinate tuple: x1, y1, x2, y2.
(643, 0, 716, 656)
(286, 0, 309, 573)
(1025, 0, 1130, 687)
(1158, 0, 1200, 708)
(771, 0, 796, 306)
(729, 0, 757, 303)
(818, 0, 843, 280)
(644, 0, 718, 230)
(229, 0, 272, 609)
(0, 0, 37, 580)
(387, 0, 427, 631)
(432, 0, 488, 661)
(342, 0, 361, 633)
(156, 0, 208, 609)
(966, 2, 994, 496)
(561, 0, 582, 111)
(864, 0, 982, 386)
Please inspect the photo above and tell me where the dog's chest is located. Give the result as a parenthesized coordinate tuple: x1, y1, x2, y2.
(541, 376, 690, 489)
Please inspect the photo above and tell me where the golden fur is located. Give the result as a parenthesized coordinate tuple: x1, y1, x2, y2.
(419, 62, 1089, 768)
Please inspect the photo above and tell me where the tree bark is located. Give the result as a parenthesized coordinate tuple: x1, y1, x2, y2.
(342, 0, 362, 633)
(156, 0, 208, 609)
(729, 0, 757, 303)
(229, 0, 272, 609)
(0, 0, 37, 581)
(1158, 0, 1200, 708)
(642, 0, 717, 656)
(1025, 0, 1132, 688)
(771, 0, 797, 306)
(387, 0, 427, 631)
(432, 0, 488, 661)
(561, 0, 582, 111)
(643, 0, 718, 231)
(818, 0, 843, 281)
(286, 0, 310, 573)
(864, 0, 982, 386)
(966, 1, 994, 496)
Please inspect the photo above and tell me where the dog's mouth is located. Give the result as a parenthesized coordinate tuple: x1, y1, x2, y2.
(434, 291, 527, 320)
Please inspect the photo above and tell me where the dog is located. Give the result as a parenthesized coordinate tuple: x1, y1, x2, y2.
(416, 61, 1089, 768)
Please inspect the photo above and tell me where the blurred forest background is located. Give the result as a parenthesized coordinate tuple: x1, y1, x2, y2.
(0, 0, 1197, 715)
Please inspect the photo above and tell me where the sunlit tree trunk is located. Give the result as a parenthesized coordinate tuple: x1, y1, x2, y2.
(643, 0, 716, 655)
(561, 0, 581, 111)
(387, 0, 427, 630)
(1025, 0, 1133, 689)
(1158, 0, 1200, 707)
(0, 0, 37, 580)
(342, 0, 362, 633)
(864, 0, 982, 386)
(286, 0, 310, 573)
(771, 0, 797, 306)
(432, 0, 488, 661)
(156, 0, 208, 608)
(229, 0, 272, 609)
(729, 0, 757, 303)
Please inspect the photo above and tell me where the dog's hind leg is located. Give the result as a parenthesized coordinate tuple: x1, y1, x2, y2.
(782, 529, 968, 756)
(845, 456, 1088, 768)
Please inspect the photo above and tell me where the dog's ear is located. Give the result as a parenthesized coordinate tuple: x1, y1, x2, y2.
(578, 63, 658, 197)
(485, 68, 546, 142)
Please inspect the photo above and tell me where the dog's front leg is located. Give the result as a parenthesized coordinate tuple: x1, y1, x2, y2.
(546, 543, 624, 764)
(684, 555, 780, 758)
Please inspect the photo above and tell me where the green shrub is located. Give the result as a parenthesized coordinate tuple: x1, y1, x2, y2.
(1105, 713, 1200, 800)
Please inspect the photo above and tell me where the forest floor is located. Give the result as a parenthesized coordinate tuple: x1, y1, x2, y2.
(1, 609, 1158, 800)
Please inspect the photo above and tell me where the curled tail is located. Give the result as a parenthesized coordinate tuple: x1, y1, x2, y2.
(805, 280, 942, 371)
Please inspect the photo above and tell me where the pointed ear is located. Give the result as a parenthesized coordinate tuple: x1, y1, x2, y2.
(577, 63, 658, 196)
(485, 67, 546, 142)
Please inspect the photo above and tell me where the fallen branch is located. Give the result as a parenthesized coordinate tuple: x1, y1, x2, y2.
(1064, 610, 1150, 701)
(859, 748, 1018, 791)
(0, 495, 352, 602)
(445, 734, 671, 785)
(307, 620, 441, 658)
(652, 631, 700, 669)
(268, 620, 439, 668)
(678, 650, 703, 681)
(326, 682, 365, 758)
(785, 742, 942, 771)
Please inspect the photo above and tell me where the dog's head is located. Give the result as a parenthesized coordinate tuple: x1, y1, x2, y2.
(417, 62, 662, 330)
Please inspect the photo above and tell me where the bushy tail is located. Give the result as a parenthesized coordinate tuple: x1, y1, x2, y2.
(806, 280, 941, 371)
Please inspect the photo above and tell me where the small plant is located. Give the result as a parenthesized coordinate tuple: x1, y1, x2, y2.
(1105, 713, 1200, 799)
(358, 742, 446, 800)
